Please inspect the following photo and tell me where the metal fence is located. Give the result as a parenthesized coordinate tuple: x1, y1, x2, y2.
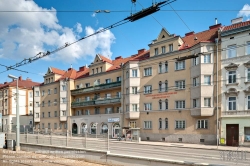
(7, 129, 109, 151)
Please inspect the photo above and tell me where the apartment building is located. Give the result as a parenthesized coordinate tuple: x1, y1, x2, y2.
(220, 17, 250, 146)
(122, 24, 222, 144)
(70, 51, 149, 138)
(34, 67, 78, 133)
(0, 77, 39, 132)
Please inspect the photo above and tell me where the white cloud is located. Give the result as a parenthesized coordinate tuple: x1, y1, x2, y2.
(0, 0, 115, 63)
(92, 13, 96, 17)
(238, 4, 250, 19)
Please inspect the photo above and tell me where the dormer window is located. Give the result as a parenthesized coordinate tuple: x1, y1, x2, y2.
(161, 46, 165, 54)
(155, 48, 158, 55)
(169, 44, 173, 52)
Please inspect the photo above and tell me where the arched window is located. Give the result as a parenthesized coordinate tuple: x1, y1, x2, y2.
(159, 81, 162, 92)
(159, 118, 162, 129)
(165, 118, 168, 129)
(165, 99, 168, 110)
(159, 62, 162, 73)
(159, 100, 162, 110)
(101, 123, 108, 134)
(165, 80, 168, 92)
(165, 61, 168, 72)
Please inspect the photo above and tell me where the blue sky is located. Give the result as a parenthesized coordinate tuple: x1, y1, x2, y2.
(0, 0, 250, 83)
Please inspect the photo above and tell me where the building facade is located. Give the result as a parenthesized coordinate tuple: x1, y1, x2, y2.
(220, 18, 250, 146)
(0, 77, 39, 132)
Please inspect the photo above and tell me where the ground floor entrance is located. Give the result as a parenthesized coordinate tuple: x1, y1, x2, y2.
(226, 124, 239, 146)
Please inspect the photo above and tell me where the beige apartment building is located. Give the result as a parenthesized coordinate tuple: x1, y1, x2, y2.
(0, 77, 39, 132)
(219, 18, 250, 146)
(70, 51, 149, 138)
(122, 24, 222, 144)
(33, 67, 77, 133)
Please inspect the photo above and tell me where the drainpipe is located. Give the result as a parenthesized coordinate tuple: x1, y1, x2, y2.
(121, 64, 125, 136)
(215, 37, 219, 149)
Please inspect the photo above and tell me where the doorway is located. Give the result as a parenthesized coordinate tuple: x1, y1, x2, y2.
(72, 123, 78, 134)
(226, 124, 239, 146)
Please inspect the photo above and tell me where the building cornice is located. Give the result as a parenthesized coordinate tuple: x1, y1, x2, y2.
(221, 25, 250, 37)
(224, 63, 240, 71)
(221, 54, 250, 64)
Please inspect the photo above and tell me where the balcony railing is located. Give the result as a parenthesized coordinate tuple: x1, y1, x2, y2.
(222, 110, 250, 116)
(71, 81, 121, 95)
(71, 97, 121, 108)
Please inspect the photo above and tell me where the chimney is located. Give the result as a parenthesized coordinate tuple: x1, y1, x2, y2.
(138, 49, 146, 54)
(215, 18, 217, 25)
(19, 76, 22, 81)
(4, 82, 7, 84)
(209, 23, 221, 29)
(231, 17, 243, 24)
(26, 77, 32, 81)
(79, 66, 86, 71)
(185, 31, 194, 36)
(115, 56, 122, 60)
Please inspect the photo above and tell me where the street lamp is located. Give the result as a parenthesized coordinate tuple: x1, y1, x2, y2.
(8, 74, 20, 151)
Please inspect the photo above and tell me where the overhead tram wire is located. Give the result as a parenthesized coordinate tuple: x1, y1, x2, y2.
(1, 0, 173, 74)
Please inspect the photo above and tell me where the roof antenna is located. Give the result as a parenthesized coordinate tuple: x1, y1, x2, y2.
(71, 64, 72, 69)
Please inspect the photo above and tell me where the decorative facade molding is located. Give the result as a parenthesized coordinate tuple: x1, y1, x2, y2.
(224, 88, 239, 96)
(224, 63, 239, 71)
(243, 61, 250, 68)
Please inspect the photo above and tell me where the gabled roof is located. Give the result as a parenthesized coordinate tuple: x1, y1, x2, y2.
(0, 77, 40, 90)
(99, 55, 113, 64)
(179, 24, 221, 50)
(222, 20, 250, 31)
(50, 67, 65, 75)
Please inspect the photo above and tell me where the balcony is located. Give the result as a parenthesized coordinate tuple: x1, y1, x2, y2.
(125, 111, 140, 119)
(60, 116, 67, 121)
(71, 81, 121, 95)
(191, 107, 214, 117)
(221, 110, 250, 117)
(34, 117, 40, 122)
(71, 97, 121, 108)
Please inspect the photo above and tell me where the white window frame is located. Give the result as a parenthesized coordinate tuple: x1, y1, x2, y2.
(193, 57, 199, 66)
(197, 120, 208, 129)
(204, 54, 211, 63)
(132, 104, 138, 112)
(175, 100, 185, 109)
(132, 87, 138, 94)
(155, 48, 158, 55)
(193, 77, 199, 87)
(228, 71, 236, 84)
(193, 99, 198, 108)
(144, 85, 152, 94)
(169, 44, 173, 52)
(162, 46, 166, 54)
(144, 67, 152, 76)
(175, 61, 185, 70)
(204, 75, 211, 85)
(175, 120, 185, 129)
(228, 96, 236, 111)
(227, 45, 237, 58)
(144, 103, 152, 111)
(175, 80, 185, 89)
(144, 121, 152, 129)
(132, 69, 138, 77)
(204, 98, 211, 107)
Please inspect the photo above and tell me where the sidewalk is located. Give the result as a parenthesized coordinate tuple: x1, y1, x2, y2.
(111, 139, 250, 152)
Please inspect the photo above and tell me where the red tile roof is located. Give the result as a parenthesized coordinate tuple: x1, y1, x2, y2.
(179, 24, 221, 50)
(99, 55, 113, 64)
(0, 77, 40, 90)
(51, 67, 65, 75)
(222, 20, 250, 31)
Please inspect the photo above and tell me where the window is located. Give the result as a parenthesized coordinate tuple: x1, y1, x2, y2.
(197, 120, 208, 129)
(132, 104, 138, 111)
(62, 110, 66, 116)
(54, 88, 57, 94)
(42, 101, 44, 107)
(76, 85, 80, 89)
(48, 123, 51, 129)
(175, 61, 185, 70)
(248, 96, 250, 110)
(29, 111, 32, 115)
(165, 99, 168, 110)
(59, 123, 62, 129)
(126, 88, 129, 95)
(85, 83, 90, 87)
(159, 100, 162, 110)
(95, 108, 100, 114)
(144, 121, 152, 129)
(204, 75, 211, 85)
(144, 67, 152, 76)
(165, 118, 168, 129)
(126, 71, 129, 78)
(54, 111, 57, 117)
(105, 108, 112, 114)
(159, 118, 162, 129)
(169, 44, 173, 52)
(162, 46, 165, 54)
(85, 110, 90, 115)
(54, 123, 57, 129)
(193, 57, 199, 66)
(193, 99, 198, 108)
(42, 90, 44, 96)
(132, 69, 138, 77)
(129, 121, 136, 128)
(204, 54, 211, 63)
(132, 87, 137, 94)
(35, 91, 39, 97)
(54, 99, 57, 106)
(64, 123, 67, 129)
(105, 94, 111, 99)
(227, 45, 237, 58)
(62, 85, 66, 91)
(165, 80, 168, 92)
(96, 68, 98, 73)
(175, 120, 185, 129)
(117, 76, 121, 82)
(48, 89, 51, 95)
(105, 79, 111, 84)
(175, 80, 185, 89)
(165, 61, 168, 72)
(228, 97, 236, 110)
(247, 42, 250, 55)
(62, 98, 66, 103)
(42, 123, 44, 129)
(204, 98, 211, 107)
(155, 48, 158, 55)
(42, 112, 44, 118)
(92, 69, 94, 74)
(29, 102, 33, 106)
(247, 68, 250, 82)
(48, 112, 50, 117)
(175, 100, 185, 109)
(117, 92, 121, 98)
(144, 85, 152, 94)
(228, 71, 236, 83)
(159, 63, 162, 73)
(159, 81, 163, 92)
(35, 113, 39, 118)
(48, 100, 51, 106)
(144, 103, 152, 111)
(193, 77, 199, 86)
(37, 124, 40, 129)
(29, 92, 32, 98)
(126, 105, 129, 112)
